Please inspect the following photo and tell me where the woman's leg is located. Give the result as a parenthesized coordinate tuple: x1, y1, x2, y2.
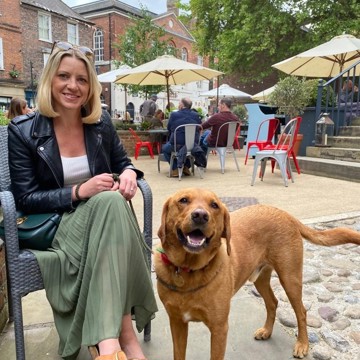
(97, 314, 145, 358)
(119, 314, 146, 359)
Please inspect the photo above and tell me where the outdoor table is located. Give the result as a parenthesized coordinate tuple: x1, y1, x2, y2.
(148, 129, 169, 153)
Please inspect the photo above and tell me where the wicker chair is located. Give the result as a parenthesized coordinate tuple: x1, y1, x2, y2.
(0, 126, 153, 360)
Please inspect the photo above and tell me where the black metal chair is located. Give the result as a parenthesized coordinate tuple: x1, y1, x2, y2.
(0, 126, 153, 360)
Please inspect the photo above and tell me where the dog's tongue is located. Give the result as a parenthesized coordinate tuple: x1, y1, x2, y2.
(187, 231, 206, 247)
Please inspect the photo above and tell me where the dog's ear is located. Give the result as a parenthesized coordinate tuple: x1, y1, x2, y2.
(221, 206, 231, 256)
(157, 198, 170, 244)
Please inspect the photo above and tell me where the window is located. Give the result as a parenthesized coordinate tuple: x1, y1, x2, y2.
(0, 38, 3, 70)
(93, 29, 104, 62)
(197, 56, 203, 66)
(38, 13, 52, 42)
(181, 47, 188, 62)
(67, 22, 78, 45)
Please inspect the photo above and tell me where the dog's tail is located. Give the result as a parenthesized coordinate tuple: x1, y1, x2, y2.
(297, 219, 360, 247)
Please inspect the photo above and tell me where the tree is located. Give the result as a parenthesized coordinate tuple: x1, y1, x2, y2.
(113, 7, 177, 97)
(179, 0, 360, 84)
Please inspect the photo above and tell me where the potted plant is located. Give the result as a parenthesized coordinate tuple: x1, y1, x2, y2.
(9, 65, 20, 79)
(268, 76, 311, 119)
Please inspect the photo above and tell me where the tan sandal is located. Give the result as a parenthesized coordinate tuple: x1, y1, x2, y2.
(95, 350, 127, 360)
(89, 346, 99, 359)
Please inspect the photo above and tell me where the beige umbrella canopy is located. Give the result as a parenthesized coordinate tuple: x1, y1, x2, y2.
(251, 85, 276, 102)
(272, 34, 360, 78)
(114, 55, 223, 105)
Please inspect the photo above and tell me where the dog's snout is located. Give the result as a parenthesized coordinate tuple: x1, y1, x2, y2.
(191, 208, 209, 224)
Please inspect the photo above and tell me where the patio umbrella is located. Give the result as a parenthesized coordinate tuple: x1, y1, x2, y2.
(200, 84, 252, 99)
(98, 65, 131, 112)
(251, 85, 276, 102)
(114, 55, 223, 106)
(272, 34, 360, 78)
(97, 65, 131, 83)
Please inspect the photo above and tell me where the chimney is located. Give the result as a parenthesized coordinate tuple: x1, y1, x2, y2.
(167, 0, 179, 15)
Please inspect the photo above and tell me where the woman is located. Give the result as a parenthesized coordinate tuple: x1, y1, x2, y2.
(148, 109, 164, 129)
(7, 97, 30, 119)
(7, 41, 157, 360)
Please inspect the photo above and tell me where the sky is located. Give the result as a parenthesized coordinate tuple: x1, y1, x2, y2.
(63, 0, 177, 14)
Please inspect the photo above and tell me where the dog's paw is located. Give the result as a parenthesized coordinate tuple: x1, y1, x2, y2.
(253, 327, 272, 340)
(293, 341, 308, 358)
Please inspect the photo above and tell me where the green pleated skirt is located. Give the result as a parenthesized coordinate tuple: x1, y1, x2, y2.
(32, 191, 158, 360)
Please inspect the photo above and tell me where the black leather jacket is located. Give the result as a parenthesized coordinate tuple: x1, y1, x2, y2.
(8, 110, 143, 213)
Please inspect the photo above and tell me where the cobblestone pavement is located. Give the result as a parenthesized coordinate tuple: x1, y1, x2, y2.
(244, 216, 360, 360)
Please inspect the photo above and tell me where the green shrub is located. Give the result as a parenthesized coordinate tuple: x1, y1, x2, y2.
(305, 79, 336, 107)
(113, 122, 138, 130)
(232, 104, 248, 124)
(0, 112, 9, 126)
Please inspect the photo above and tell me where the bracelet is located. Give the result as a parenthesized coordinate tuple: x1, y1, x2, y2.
(75, 181, 87, 201)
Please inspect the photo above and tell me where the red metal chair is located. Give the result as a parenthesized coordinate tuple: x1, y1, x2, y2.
(251, 117, 300, 187)
(129, 128, 154, 160)
(244, 118, 280, 164)
(232, 125, 241, 150)
(264, 116, 302, 175)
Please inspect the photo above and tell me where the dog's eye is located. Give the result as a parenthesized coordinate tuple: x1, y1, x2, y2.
(210, 201, 219, 209)
(179, 197, 188, 204)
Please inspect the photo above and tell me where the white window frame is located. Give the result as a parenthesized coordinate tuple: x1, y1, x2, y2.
(93, 29, 104, 62)
(38, 12, 52, 42)
(0, 38, 4, 70)
(67, 22, 79, 45)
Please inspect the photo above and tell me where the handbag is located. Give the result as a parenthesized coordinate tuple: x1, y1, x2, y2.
(0, 212, 62, 250)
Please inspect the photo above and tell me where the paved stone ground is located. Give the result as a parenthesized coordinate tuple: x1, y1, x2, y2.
(243, 216, 360, 360)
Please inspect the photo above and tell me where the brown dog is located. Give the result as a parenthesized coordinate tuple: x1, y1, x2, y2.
(154, 188, 360, 360)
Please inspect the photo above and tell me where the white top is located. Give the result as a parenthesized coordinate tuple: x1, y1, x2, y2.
(61, 155, 91, 187)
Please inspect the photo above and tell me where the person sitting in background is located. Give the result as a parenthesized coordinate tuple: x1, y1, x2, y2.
(148, 109, 164, 129)
(200, 97, 239, 152)
(7, 97, 31, 119)
(8, 40, 157, 360)
(162, 97, 202, 177)
(339, 80, 356, 103)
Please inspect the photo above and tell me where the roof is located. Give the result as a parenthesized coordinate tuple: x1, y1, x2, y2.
(21, 0, 94, 25)
(72, 0, 156, 18)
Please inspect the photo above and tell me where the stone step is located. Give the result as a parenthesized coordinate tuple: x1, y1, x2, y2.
(327, 136, 360, 149)
(297, 156, 360, 183)
(306, 146, 360, 162)
(351, 117, 360, 126)
(338, 126, 360, 137)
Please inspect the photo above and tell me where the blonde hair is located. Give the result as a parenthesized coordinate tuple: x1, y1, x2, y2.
(36, 47, 102, 124)
(7, 97, 28, 119)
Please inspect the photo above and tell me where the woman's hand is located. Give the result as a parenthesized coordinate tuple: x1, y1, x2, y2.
(73, 170, 137, 201)
(73, 173, 117, 200)
(118, 169, 137, 200)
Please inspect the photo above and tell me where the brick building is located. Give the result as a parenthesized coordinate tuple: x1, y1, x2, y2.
(0, 0, 94, 110)
(73, 0, 211, 117)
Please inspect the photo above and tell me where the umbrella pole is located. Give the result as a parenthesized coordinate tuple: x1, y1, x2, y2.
(124, 85, 127, 118)
(216, 76, 220, 113)
(166, 76, 170, 109)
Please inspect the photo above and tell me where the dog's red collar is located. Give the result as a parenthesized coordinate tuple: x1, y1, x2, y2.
(157, 248, 191, 273)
